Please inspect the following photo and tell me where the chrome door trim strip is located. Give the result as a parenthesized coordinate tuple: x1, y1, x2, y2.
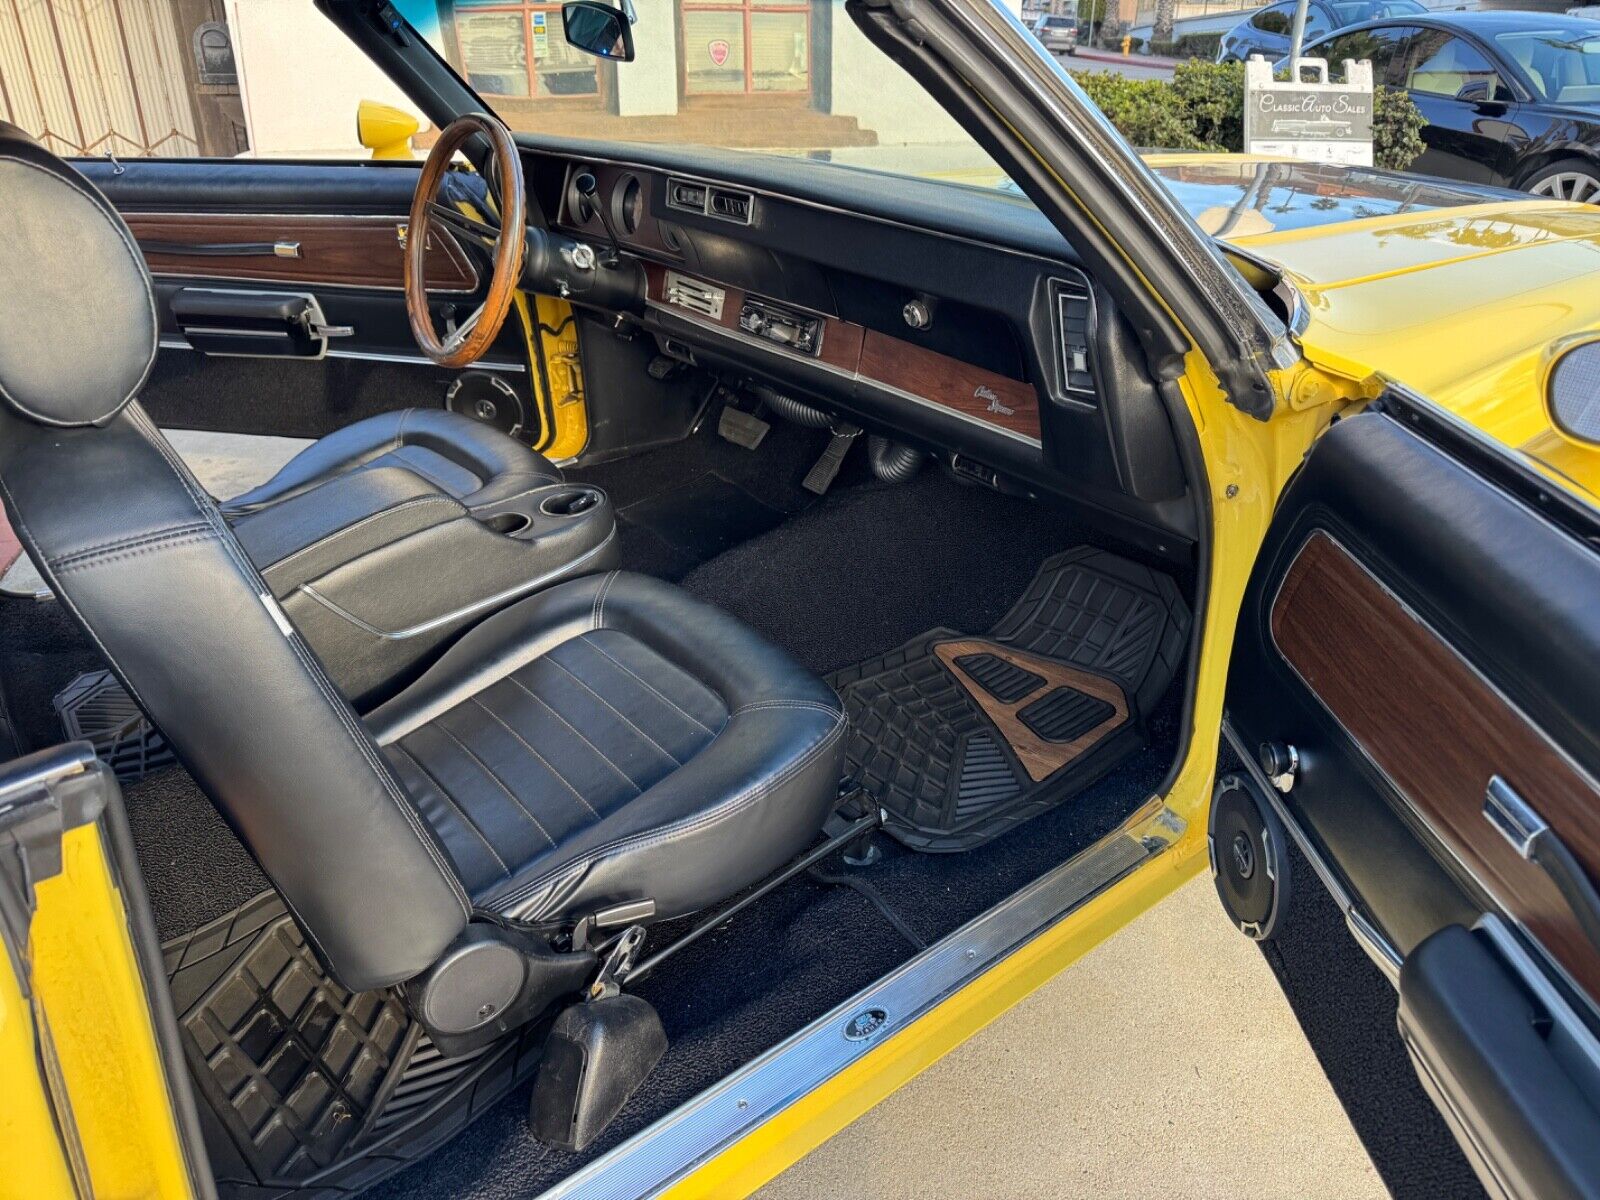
(1222, 717, 1404, 986)
(544, 817, 1167, 1199)
(645, 301, 1045, 451)
(157, 336, 527, 374)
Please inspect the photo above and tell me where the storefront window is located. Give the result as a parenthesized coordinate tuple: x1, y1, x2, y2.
(400, 0, 1015, 195)
(454, 2, 600, 98)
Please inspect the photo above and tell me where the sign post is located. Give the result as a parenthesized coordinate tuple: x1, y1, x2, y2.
(1244, 55, 1374, 167)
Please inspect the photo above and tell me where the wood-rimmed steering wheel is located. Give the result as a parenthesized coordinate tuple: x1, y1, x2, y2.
(404, 113, 526, 369)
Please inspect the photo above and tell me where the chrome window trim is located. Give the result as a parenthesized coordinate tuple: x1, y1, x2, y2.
(544, 814, 1173, 1198)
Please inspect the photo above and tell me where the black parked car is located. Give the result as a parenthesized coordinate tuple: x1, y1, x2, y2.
(1217, 0, 1425, 63)
(1294, 12, 1600, 200)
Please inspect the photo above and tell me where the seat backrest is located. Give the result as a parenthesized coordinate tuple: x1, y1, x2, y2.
(0, 124, 468, 991)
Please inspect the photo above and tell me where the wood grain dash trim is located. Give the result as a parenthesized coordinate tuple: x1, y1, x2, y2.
(1272, 530, 1600, 1001)
(643, 262, 1040, 442)
(935, 640, 1128, 782)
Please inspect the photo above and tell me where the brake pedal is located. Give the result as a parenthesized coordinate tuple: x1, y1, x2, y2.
(803, 421, 861, 494)
(718, 405, 770, 450)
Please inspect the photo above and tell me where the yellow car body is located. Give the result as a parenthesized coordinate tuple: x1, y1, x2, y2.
(4, 7, 1600, 1200)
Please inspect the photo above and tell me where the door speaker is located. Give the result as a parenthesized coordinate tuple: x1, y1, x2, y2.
(1209, 772, 1293, 941)
(446, 372, 523, 438)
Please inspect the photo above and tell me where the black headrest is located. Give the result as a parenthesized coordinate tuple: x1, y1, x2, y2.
(0, 123, 156, 427)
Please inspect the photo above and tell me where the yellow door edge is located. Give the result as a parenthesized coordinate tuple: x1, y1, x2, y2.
(2, 751, 201, 1200)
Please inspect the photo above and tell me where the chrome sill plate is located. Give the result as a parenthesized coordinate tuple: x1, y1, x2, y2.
(545, 819, 1162, 1199)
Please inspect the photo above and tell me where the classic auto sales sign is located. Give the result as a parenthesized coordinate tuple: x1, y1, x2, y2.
(1244, 56, 1374, 167)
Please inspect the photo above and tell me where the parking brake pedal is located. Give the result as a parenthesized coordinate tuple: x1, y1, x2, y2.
(718, 405, 769, 450)
(804, 421, 861, 494)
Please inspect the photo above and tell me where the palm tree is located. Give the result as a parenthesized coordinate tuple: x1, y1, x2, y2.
(1152, 0, 1176, 46)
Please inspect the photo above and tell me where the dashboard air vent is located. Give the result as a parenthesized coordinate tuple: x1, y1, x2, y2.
(667, 178, 708, 214)
(707, 186, 754, 224)
(663, 270, 726, 321)
(1054, 273, 1095, 399)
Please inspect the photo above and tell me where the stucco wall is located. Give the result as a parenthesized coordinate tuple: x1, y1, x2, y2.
(228, 0, 426, 157)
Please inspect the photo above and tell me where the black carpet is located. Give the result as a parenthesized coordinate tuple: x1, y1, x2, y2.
(123, 766, 270, 944)
(0, 595, 103, 753)
(570, 406, 835, 581)
(681, 468, 1149, 676)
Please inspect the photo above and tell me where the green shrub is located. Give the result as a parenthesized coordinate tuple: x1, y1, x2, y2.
(1070, 71, 1208, 151)
(1069, 59, 1427, 170)
(1372, 82, 1426, 172)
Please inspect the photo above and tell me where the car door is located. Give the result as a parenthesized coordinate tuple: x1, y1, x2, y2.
(1238, 3, 1297, 61)
(1401, 28, 1519, 185)
(1222, 396, 1600, 1199)
(71, 155, 582, 456)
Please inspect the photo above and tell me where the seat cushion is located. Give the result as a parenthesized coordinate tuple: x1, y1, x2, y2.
(222, 407, 562, 517)
(366, 571, 847, 924)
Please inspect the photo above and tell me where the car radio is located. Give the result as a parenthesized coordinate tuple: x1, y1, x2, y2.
(738, 296, 823, 356)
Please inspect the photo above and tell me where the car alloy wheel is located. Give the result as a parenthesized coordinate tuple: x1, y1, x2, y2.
(1530, 170, 1600, 203)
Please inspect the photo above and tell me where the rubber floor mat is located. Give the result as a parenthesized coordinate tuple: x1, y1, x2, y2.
(828, 548, 1190, 852)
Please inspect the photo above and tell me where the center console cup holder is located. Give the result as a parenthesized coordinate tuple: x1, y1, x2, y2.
(539, 487, 603, 518)
(482, 511, 532, 537)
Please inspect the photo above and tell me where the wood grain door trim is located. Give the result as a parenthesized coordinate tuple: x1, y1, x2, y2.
(1271, 529, 1600, 999)
(127, 213, 479, 293)
(934, 640, 1128, 782)
(642, 262, 1042, 444)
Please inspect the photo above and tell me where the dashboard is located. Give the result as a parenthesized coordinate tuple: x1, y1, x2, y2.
(517, 146, 1194, 550)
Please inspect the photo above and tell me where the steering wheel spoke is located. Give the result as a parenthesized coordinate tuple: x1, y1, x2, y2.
(443, 302, 486, 354)
(403, 114, 526, 369)
(428, 200, 501, 254)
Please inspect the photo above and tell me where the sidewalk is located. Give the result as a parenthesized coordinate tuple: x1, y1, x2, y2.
(757, 873, 1385, 1200)
(1071, 48, 1182, 71)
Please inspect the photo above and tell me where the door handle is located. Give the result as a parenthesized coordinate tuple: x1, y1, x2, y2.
(140, 238, 301, 258)
(1485, 775, 1600, 957)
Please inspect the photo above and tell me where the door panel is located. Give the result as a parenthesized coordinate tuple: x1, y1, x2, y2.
(73, 158, 545, 445)
(1227, 405, 1600, 1199)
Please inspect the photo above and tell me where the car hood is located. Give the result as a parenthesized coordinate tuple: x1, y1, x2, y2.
(1142, 153, 1600, 502)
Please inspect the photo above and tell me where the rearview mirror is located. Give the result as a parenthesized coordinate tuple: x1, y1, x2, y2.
(1544, 338, 1600, 449)
(562, 1, 635, 62)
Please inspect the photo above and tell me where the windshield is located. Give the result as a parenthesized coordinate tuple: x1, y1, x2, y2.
(1326, 0, 1424, 23)
(394, 0, 1014, 192)
(1491, 28, 1600, 103)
